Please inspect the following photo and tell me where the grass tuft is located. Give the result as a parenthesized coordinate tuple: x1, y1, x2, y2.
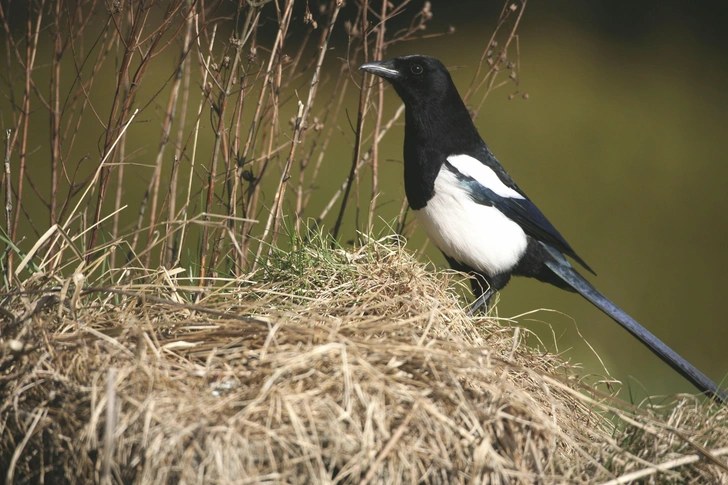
(2, 230, 727, 484)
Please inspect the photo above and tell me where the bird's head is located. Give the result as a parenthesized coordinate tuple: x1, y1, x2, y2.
(359, 55, 455, 105)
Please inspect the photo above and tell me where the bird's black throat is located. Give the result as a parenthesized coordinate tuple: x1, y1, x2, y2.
(402, 89, 482, 210)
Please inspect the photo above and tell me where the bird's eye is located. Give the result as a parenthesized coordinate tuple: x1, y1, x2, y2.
(410, 64, 423, 75)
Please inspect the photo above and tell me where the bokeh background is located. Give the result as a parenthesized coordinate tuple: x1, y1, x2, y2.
(2, 0, 727, 402)
(393, 0, 728, 401)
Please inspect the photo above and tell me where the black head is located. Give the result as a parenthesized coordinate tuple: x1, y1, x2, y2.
(359, 55, 481, 155)
(359, 55, 456, 105)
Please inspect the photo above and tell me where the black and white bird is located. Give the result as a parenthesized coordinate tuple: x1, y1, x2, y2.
(359, 55, 726, 402)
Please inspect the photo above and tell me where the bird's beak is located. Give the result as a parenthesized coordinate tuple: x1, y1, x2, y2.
(359, 59, 400, 80)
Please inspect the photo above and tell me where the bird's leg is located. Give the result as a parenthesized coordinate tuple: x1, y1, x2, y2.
(441, 255, 504, 317)
(466, 270, 509, 317)
(467, 288, 495, 317)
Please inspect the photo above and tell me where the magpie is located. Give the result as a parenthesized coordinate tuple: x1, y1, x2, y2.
(359, 55, 727, 403)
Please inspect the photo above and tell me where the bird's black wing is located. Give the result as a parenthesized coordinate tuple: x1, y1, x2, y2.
(496, 196, 595, 274)
(446, 161, 595, 274)
(471, 146, 529, 197)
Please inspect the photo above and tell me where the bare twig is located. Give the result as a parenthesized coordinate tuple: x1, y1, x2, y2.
(332, 0, 371, 242)
(317, 104, 405, 225)
(3, 129, 12, 284)
(256, 99, 304, 260)
(463, 0, 528, 114)
(294, 0, 344, 231)
(367, 0, 388, 231)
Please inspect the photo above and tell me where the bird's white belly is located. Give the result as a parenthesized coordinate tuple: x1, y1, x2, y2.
(414, 169, 528, 276)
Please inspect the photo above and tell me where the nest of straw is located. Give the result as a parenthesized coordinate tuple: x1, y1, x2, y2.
(1, 236, 727, 484)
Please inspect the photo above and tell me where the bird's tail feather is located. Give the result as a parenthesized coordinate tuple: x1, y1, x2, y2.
(545, 260, 727, 403)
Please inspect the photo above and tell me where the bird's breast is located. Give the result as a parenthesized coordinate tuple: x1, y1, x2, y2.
(414, 168, 528, 276)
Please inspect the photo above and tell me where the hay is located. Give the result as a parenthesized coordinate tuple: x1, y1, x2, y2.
(1, 235, 727, 484)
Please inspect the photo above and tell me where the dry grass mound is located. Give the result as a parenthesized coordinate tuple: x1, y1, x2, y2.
(1, 234, 727, 484)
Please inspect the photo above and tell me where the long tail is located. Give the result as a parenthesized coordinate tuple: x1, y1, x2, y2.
(545, 260, 727, 403)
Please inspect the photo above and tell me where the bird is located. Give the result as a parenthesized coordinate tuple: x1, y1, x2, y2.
(359, 55, 726, 403)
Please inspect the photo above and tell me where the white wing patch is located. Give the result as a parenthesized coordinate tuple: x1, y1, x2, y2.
(447, 154, 524, 199)
(415, 166, 528, 276)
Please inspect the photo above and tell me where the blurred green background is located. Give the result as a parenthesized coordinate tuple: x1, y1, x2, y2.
(2, 0, 727, 402)
(383, 1, 728, 401)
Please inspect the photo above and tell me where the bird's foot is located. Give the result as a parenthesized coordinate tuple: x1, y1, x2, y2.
(467, 289, 495, 317)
